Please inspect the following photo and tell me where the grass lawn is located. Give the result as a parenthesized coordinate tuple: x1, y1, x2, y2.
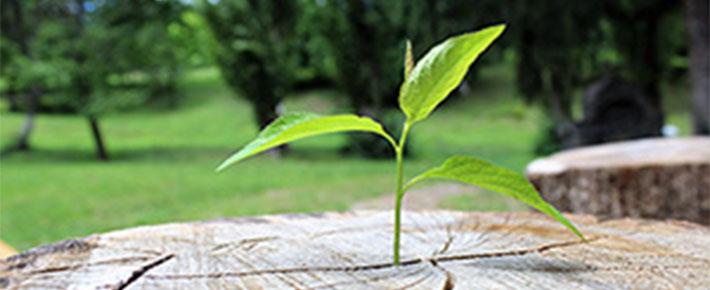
(0, 65, 691, 251)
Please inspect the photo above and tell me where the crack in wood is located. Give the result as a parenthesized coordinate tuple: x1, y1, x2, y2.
(307, 225, 388, 240)
(210, 236, 279, 254)
(436, 236, 599, 263)
(3, 239, 94, 271)
(435, 229, 455, 256)
(115, 254, 174, 290)
(434, 265, 455, 290)
(513, 263, 710, 274)
(144, 237, 598, 281)
(427, 258, 456, 290)
(26, 256, 155, 275)
(310, 266, 429, 290)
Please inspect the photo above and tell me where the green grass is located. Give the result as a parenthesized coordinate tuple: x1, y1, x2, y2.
(0, 65, 691, 250)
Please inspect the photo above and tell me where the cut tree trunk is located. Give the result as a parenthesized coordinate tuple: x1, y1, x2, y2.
(2, 211, 709, 289)
(527, 137, 710, 225)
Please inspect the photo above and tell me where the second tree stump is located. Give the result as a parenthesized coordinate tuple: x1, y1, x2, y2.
(527, 137, 710, 224)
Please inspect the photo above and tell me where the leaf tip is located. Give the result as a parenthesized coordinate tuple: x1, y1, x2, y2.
(215, 162, 229, 173)
(215, 154, 243, 173)
(489, 23, 507, 37)
(493, 23, 508, 37)
(404, 39, 414, 80)
(490, 22, 507, 29)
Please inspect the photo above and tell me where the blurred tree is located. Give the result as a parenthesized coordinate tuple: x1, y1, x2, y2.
(510, 0, 612, 152)
(201, 0, 304, 156)
(1, 0, 39, 150)
(167, 9, 215, 68)
(602, 0, 681, 120)
(1, 0, 184, 158)
(684, 0, 709, 135)
(510, 0, 604, 123)
(321, 1, 403, 115)
(291, 0, 337, 92)
(510, 0, 687, 151)
(320, 0, 505, 157)
(319, 0, 413, 158)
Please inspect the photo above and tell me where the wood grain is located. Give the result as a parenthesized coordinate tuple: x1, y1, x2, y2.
(2, 211, 709, 289)
(527, 137, 710, 224)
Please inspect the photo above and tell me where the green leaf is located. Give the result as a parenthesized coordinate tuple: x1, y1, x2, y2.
(399, 24, 506, 123)
(406, 156, 585, 239)
(217, 112, 395, 171)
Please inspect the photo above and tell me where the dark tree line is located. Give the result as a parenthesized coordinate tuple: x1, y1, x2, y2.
(685, 0, 709, 134)
(200, 0, 707, 159)
(200, 0, 511, 157)
(1, 0, 187, 159)
(3, 0, 706, 160)
(201, 0, 301, 131)
(513, 0, 709, 149)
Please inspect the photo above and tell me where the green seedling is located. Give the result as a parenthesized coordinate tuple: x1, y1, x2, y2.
(217, 24, 584, 265)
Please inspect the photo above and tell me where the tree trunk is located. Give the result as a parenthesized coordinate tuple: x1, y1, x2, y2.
(254, 101, 287, 156)
(2, 211, 709, 289)
(527, 137, 710, 225)
(548, 71, 574, 124)
(685, 0, 709, 135)
(6, 92, 21, 112)
(254, 101, 279, 130)
(605, 2, 673, 126)
(88, 116, 109, 161)
(15, 87, 40, 151)
(638, 18, 663, 115)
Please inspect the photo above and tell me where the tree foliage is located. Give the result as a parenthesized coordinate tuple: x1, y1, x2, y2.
(506, 0, 687, 150)
(3, 0, 184, 112)
(319, 0, 506, 157)
(1, 0, 185, 158)
(201, 0, 305, 131)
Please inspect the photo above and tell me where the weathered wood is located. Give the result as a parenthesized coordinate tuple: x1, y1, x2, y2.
(0, 241, 17, 260)
(2, 211, 709, 289)
(527, 137, 710, 224)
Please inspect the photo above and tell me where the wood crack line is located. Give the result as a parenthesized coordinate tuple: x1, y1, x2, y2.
(435, 236, 599, 263)
(145, 238, 597, 280)
(428, 260, 455, 290)
(24, 256, 155, 275)
(116, 254, 174, 290)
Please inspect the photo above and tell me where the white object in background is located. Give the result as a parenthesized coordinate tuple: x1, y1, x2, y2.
(662, 124, 679, 137)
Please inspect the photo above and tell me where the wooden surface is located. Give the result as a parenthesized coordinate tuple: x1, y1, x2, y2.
(527, 137, 710, 224)
(2, 211, 709, 289)
(0, 241, 17, 260)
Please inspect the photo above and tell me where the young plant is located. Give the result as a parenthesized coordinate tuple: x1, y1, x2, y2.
(217, 24, 585, 265)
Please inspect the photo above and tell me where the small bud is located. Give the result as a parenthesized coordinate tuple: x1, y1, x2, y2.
(404, 40, 413, 80)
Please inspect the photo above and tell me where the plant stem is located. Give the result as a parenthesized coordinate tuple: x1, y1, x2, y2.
(393, 122, 411, 265)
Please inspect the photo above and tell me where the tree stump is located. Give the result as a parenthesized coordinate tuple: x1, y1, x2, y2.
(2, 211, 709, 289)
(527, 137, 710, 225)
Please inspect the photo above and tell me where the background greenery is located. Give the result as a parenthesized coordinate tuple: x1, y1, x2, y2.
(0, 0, 701, 251)
(1, 65, 691, 250)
